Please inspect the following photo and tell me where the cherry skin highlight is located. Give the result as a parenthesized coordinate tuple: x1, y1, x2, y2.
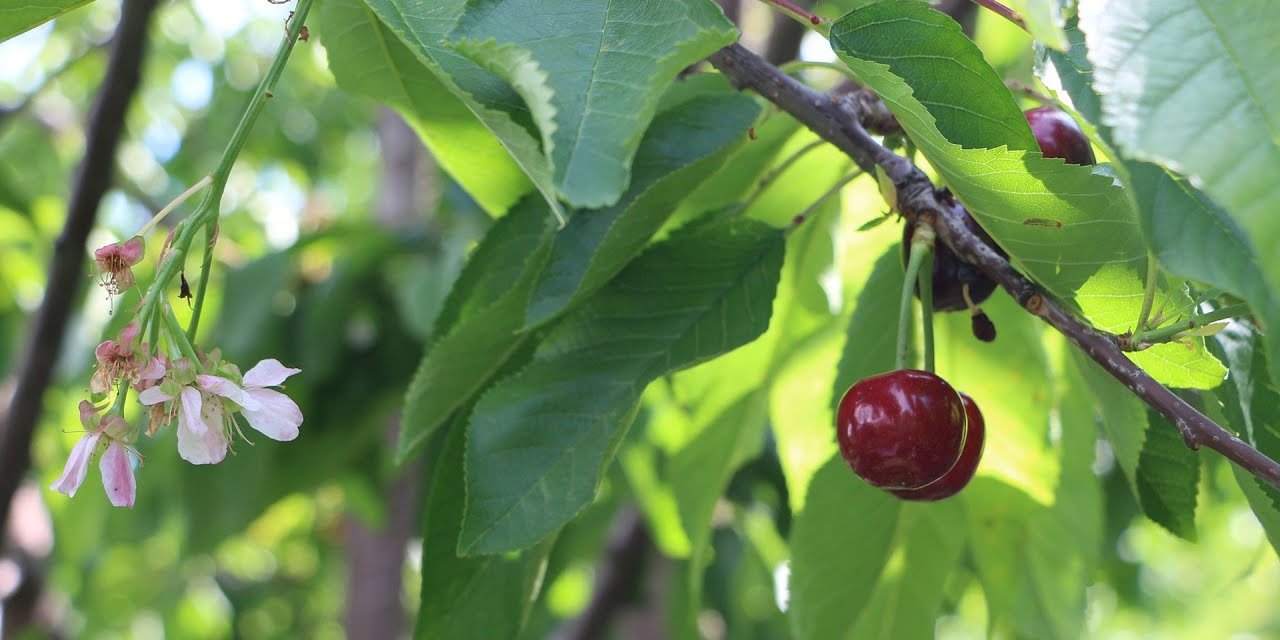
(889, 393, 986, 501)
(836, 370, 967, 489)
(1024, 106, 1096, 166)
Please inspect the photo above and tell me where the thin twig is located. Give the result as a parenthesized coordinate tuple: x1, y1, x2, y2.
(0, 0, 161, 562)
(968, 0, 1026, 31)
(707, 43, 1280, 488)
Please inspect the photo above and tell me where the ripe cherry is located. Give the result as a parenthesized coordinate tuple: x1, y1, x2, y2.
(903, 195, 1003, 312)
(889, 393, 985, 501)
(1024, 106, 1096, 166)
(836, 370, 967, 490)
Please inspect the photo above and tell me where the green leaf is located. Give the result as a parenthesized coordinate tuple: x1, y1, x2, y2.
(359, 0, 564, 220)
(1069, 350, 1199, 539)
(1210, 323, 1280, 557)
(460, 217, 786, 554)
(831, 248, 906, 413)
(416, 423, 553, 640)
(1002, 0, 1068, 50)
(845, 502, 965, 640)
(788, 458, 900, 640)
(398, 197, 555, 460)
(1078, 0, 1280, 314)
(525, 93, 760, 327)
(1047, 19, 1280, 385)
(317, 0, 531, 215)
(668, 390, 769, 635)
(0, 1, 91, 44)
(828, 0, 1223, 388)
(448, 0, 738, 208)
(1136, 407, 1200, 541)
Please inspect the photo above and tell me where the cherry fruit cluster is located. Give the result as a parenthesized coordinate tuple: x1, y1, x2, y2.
(838, 108, 1092, 499)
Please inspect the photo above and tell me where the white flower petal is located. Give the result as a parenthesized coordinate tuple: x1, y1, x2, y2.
(243, 359, 301, 388)
(198, 375, 261, 411)
(177, 416, 229, 465)
(180, 386, 207, 435)
(138, 386, 173, 405)
(138, 357, 166, 381)
(99, 442, 136, 508)
(50, 433, 101, 497)
(242, 388, 302, 441)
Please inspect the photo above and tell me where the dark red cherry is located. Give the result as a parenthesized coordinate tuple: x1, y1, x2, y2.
(1024, 106, 1096, 166)
(889, 394, 985, 501)
(836, 370, 967, 490)
(971, 310, 996, 342)
(903, 196, 1003, 312)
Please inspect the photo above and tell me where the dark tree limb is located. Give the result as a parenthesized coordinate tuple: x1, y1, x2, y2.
(556, 509, 652, 640)
(707, 43, 1280, 488)
(0, 0, 162, 536)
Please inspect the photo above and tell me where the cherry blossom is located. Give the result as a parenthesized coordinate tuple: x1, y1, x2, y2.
(93, 236, 145, 295)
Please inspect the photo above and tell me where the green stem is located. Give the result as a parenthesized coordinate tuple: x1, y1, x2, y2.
(162, 302, 203, 366)
(1135, 252, 1159, 332)
(918, 249, 935, 372)
(897, 227, 934, 370)
(785, 169, 861, 231)
(137, 0, 312, 330)
(1128, 303, 1250, 349)
(186, 222, 216, 340)
(742, 138, 827, 210)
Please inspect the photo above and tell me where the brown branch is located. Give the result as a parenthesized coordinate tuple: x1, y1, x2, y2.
(707, 43, 1280, 488)
(556, 508, 651, 640)
(0, 0, 161, 536)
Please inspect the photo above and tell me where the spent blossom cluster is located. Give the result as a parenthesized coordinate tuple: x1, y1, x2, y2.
(52, 232, 304, 508)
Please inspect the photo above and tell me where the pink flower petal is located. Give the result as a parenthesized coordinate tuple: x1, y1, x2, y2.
(242, 388, 302, 441)
(93, 244, 120, 261)
(177, 417, 228, 465)
(78, 400, 99, 427)
(138, 386, 173, 405)
(118, 323, 140, 351)
(50, 432, 102, 497)
(198, 375, 261, 411)
(119, 236, 145, 265)
(90, 368, 114, 395)
(243, 359, 301, 388)
(99, 441, 136, 508)
(180, 386, 207, 435)
(94, 339, 117, 362)
(138, 357, 166, 381)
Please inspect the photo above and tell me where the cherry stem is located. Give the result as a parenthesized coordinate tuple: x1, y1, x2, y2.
(784, 169, 861, 233)
(1125, 303, 1251, 350)
(918, 246, 936, 372)
(968, 0, 1026, 32)
(186, 221, 216, 341)
(760, 0, 826, 29)
(897, 226, 935, 370)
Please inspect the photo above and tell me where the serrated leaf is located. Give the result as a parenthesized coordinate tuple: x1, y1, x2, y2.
(448, 0, 738, 208)
(1069, 350, 1200, 539)
(1078, 0, 1280, 315)
(829, 0, 1224, 388)
(398, 197, 555, 460)
(459, 217, 785, 554)
(1210, 324, 1280, 557)
(789, 458, 900, 640)
(1136, 407, 1200, 540)
(525, 93, 760, 327)
(1047, 19, 1280, 386)
(0, 1, 92, 44)
(359, 0, 563, 220)
(317, 0, 530, 215)
(416, 423, 552, 640)
(846, 501, 965, 640)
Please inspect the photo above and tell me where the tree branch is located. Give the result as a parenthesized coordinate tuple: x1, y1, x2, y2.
(556, 508, 651, 640)
(0, 0, 161, 535)
(707, 43, 1280, 488)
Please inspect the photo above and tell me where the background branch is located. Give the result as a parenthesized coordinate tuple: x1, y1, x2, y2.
(707, 42, 1280, 488)
(0, 0, 161, 537)
(556, 508, 652, 640)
